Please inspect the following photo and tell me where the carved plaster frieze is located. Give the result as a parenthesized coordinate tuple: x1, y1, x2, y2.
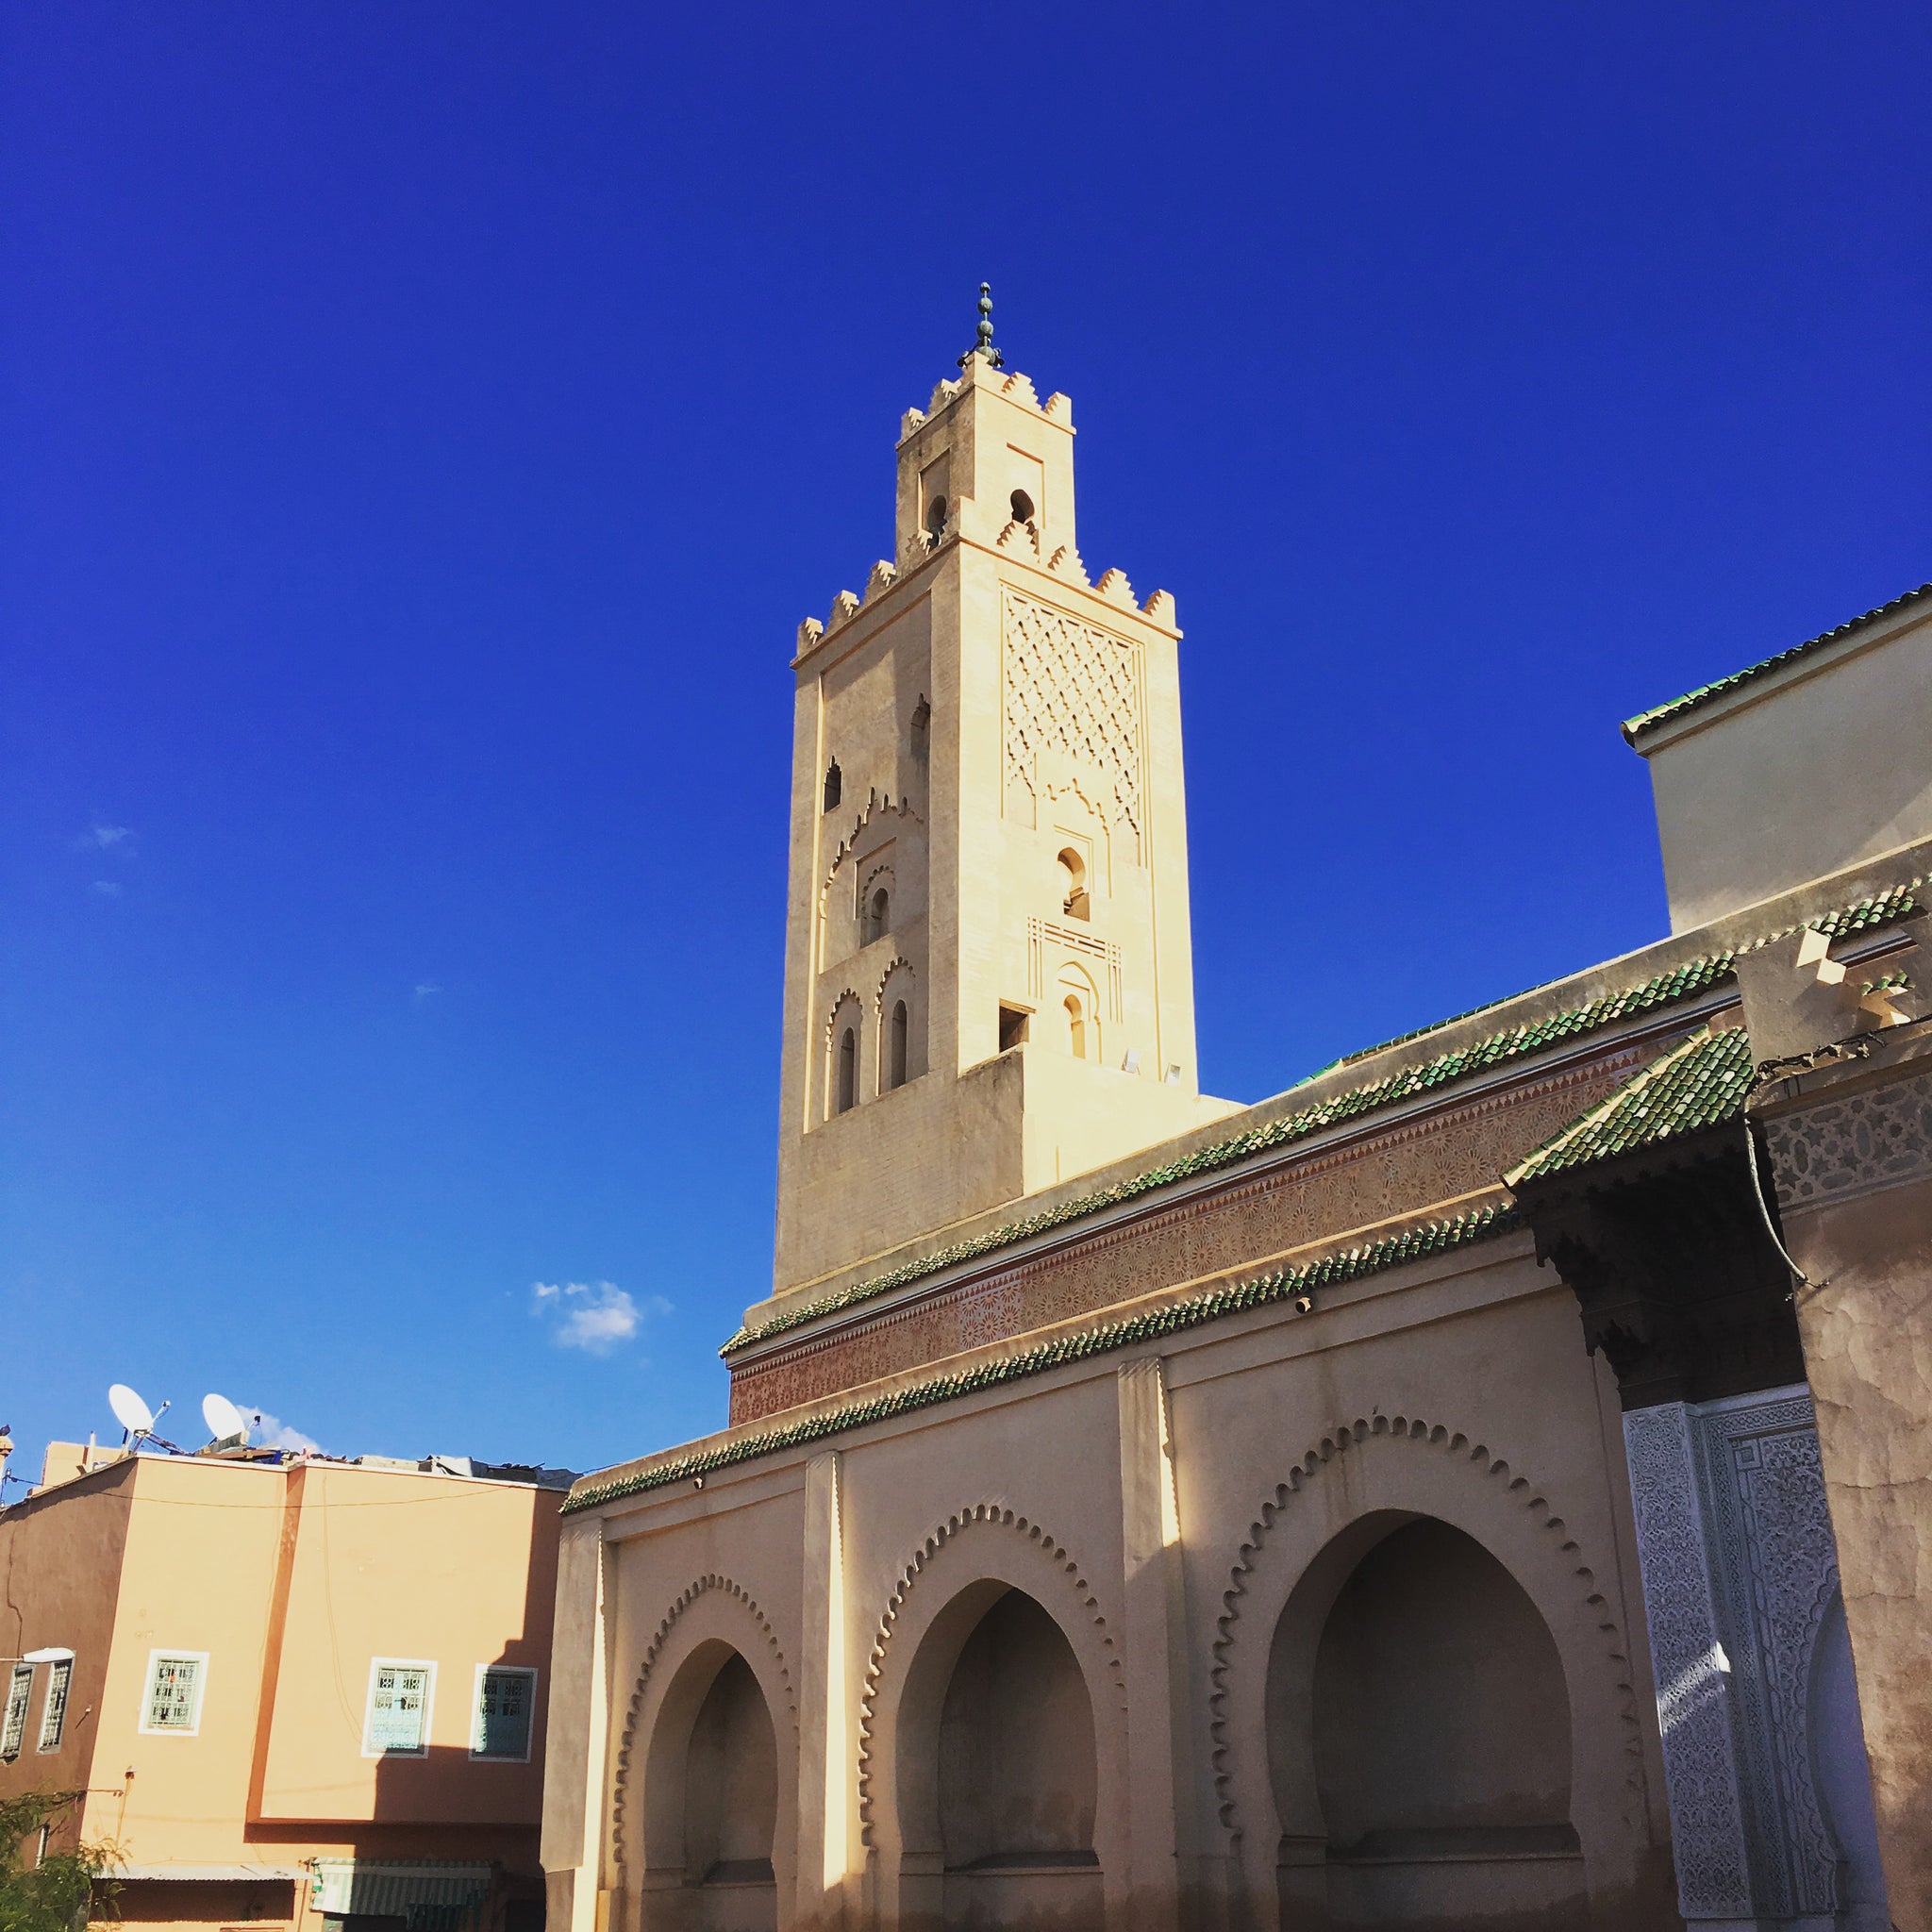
(1763, 1065, 1932, 1209)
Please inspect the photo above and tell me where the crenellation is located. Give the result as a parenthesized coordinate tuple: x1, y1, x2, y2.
(899, 406, 926, 440)
(1095, 567, 1135, 607)
(999, 370, 1041, 410)
(826, 588, 862, 632)
(1047, 543, 1091, 588)
(862, 559, 896, 603)
(1042, 390, 1073, 424)
(927, 375, 962, 414)
(796, 615, 824, 656)
(1140, 588, 1176, 626)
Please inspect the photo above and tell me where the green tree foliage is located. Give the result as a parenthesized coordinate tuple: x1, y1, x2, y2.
(0, 1790, 118, 1932)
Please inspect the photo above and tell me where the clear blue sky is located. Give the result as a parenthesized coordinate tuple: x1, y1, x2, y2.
(4, 6, 1927, 1478)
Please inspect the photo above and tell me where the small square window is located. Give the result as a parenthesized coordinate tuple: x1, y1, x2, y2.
(364, 1658, 436, 1757)
(471, 1665, 538, 1761)
(37, 1659, 72, 1753)
(141, 1652, 208, 1735)
(2, 1666, 31, 1760)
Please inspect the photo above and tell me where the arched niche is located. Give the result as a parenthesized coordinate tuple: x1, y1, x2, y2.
(620, 1584, 796, 1932)
(1212, 1420, 1645, 1930)
(863, 1518, 1124, 1930)
(1266, 1513, 1579, 1927)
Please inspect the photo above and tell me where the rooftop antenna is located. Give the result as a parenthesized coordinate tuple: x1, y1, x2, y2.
(201, 1392, 250, 1452)
(108, 1383, 178, 1454)
(959, 281, 1002, 369)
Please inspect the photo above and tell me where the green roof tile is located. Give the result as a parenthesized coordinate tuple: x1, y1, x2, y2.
(1505, 1024, 1755, 1187)
(1623, 582, 1932, 742)
(568, 1203, 1521, 1514)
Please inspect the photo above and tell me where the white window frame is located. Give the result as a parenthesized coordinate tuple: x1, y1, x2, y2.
(2, 1664, 32, 1760)
(139, 1650, 208, 1736)
(361, 1657, 437, 1758)
(37, 1657, 73, 1753)
(468, 1663, 539, 1763)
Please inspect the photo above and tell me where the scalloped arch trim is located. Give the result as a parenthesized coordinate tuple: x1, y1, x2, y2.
(855, 1505, 1126, 1846)
(609, 1573, 796, 1872)
(1208, 1413, 1646, 1845)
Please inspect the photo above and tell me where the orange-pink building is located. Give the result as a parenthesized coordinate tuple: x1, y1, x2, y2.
(0, 1442, 565, 1932)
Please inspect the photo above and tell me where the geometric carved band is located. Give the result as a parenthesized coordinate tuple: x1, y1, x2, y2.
(1764, 1065, 1932, 1209)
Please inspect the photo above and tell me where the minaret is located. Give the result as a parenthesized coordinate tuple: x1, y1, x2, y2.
(769, 291, 1235, 1298)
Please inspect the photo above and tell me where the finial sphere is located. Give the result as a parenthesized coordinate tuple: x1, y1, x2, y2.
(961, 280, 1003, 369)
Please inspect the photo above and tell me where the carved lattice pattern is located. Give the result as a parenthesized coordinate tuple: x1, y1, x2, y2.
(1002, 589, 1141, 841)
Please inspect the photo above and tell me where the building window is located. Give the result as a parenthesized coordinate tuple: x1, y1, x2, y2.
(1064, 992, 1088, 1059)
(924, 494, 947, 543)
(2, 1666, 30, 1760)
(1057, 848, 1089, 920)
(888, 1000, 908, 1091)
(472, 1665, 538, 1762)
(836, 1027, 858, 1113)
(910, 697, 930, 765)
(37, 1659, 72, 1753)
(141, 1652, 207, 1735)
(864, 887, 890, 944)
(999, 1005, 1030, 1052)
(823, 759, 841, 813)
(364, 1658, 436, 1757)
(1010, 488, 1036, 525)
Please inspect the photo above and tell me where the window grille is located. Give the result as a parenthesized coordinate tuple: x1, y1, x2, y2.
(2, 1666, 31, 1760)
(366, 1660, 434, 1755)
(144, 1654, 204, 1732)
(472, 1665, 537, 1760)
(37, 1659, 72, 1752)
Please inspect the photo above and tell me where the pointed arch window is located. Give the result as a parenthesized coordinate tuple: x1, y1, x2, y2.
(888, 1001, 908, 1091)
(823, 760, 842, 814)
(836, 1026, 857, 1113)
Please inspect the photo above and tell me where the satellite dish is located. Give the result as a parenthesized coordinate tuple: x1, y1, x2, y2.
(108, 1383, 155, 1440)
(202, 1393, 248, 1444)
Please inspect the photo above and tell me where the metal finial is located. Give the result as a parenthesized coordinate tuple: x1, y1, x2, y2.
(960, 281, 1003, 369)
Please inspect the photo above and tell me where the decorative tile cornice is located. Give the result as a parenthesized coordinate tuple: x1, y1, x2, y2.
(564, 1203, 1523, 1515)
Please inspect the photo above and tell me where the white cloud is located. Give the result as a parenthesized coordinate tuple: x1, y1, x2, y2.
(91, 879, 123, 897)
(531, 1279, 663, 1355)
(238, 1405, 320, 1453)
(75, 824, 132, 851)
(413, 981, 442, 1001)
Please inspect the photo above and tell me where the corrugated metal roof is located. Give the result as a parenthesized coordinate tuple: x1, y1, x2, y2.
(1623, 581, 1932, 742)
(1505, 1024, 1756, 1187)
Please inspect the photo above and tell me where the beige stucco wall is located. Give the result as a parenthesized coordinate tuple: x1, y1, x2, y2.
(549, 1235, 1680, 1930)
(1634, 597, 1932, 933)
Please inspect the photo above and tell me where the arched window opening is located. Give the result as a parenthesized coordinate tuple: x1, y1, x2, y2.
(910, 697, 930, 766)
(938, 1589, 1098, 1877)
(1063, 994, 1087, 1060)
(823, 759, 842, 813)
(925, 494, 948, 543)
(1302, 1519, 1575, 1886)
(865, 887, 890, 945)
(889, 1000, 908, 1091)
(683, 1652, 777, 1892)
(1009, 488, 1036, 525)
(1056, 848, 1089, 920)
(836, 1027, 858, 1114)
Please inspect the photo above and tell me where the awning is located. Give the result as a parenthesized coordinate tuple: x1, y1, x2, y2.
(109, 1866, 305, 1882)
(308, 1860, 493, 1926)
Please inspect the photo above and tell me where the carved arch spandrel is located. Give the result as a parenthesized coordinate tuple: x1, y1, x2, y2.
(608, 1572, 798, 1875)
(854, 1503, 1129, 1851)
(1208, 1414, 1650, 1913)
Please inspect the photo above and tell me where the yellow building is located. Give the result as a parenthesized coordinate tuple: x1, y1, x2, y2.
(0, 1442, 565, 1932)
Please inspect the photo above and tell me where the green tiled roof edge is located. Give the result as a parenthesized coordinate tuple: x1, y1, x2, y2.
(1623, 582, 1932, 742)
(568, 1203, 1521, 1515)
(1506, 1024, 1755, 1187)
(721, 875, 1917, 1358)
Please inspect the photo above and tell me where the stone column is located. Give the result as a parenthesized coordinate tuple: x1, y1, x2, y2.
(795, 1452, 851, 1932)
(1624, 1387, 1880, 1928)
(541, 1519, 612, 1932)
(1757, 1037, 1932, 1928)
(1117, 1357, 1199, 1931)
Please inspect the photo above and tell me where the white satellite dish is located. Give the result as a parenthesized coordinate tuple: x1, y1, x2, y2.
(202, 1393, 248, 1444)
(108, 1383, 155, 1441)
